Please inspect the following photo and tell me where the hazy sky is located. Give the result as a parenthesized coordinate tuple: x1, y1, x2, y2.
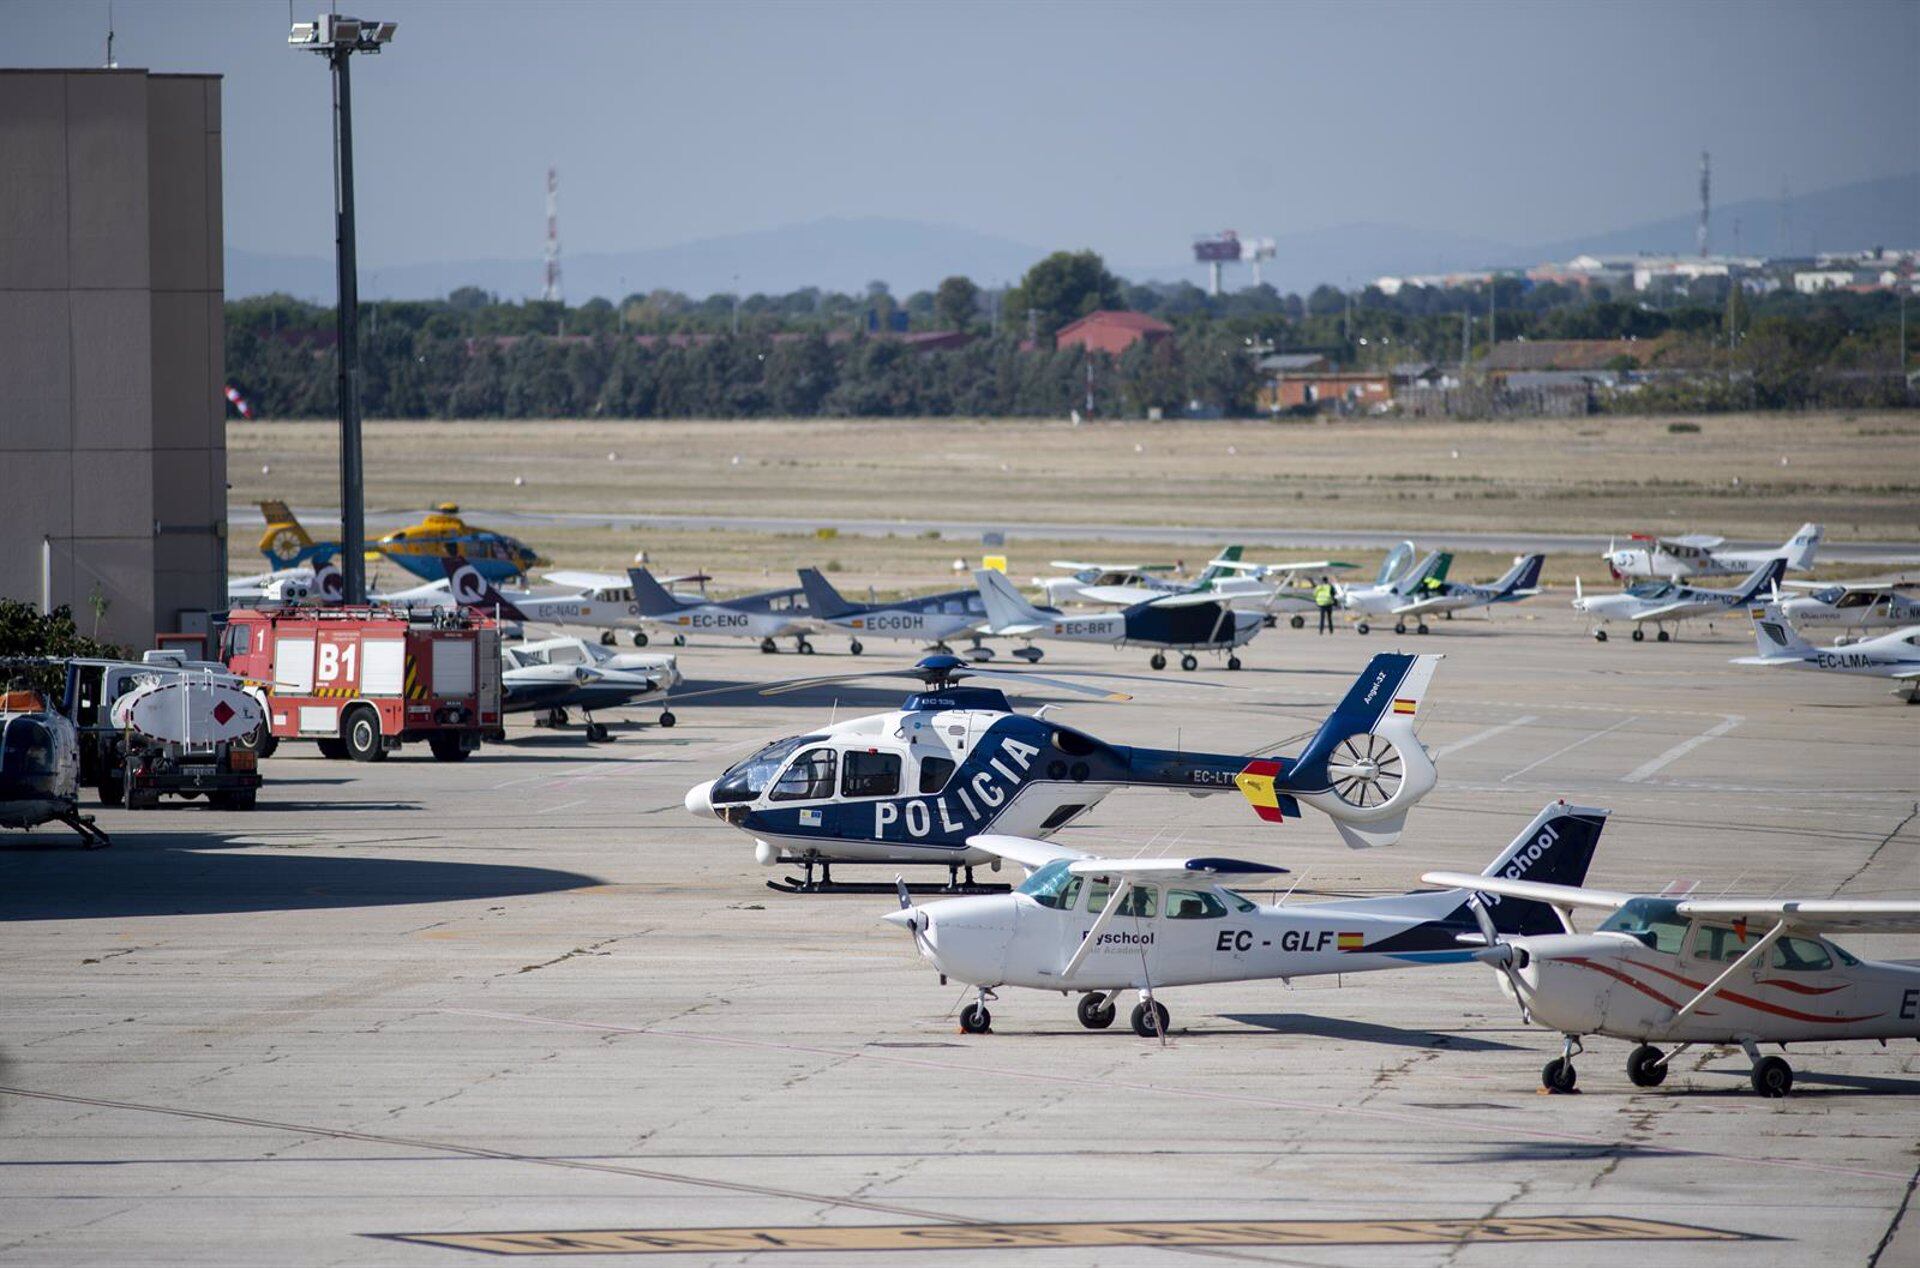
(9, 0, 1918, 271)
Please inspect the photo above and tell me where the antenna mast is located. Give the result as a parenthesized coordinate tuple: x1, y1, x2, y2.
(1696, 150, 1711, 258)
(542, 164, 562, 303)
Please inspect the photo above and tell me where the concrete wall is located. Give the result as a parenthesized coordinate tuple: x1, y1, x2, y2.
(0, 70, 224, 651)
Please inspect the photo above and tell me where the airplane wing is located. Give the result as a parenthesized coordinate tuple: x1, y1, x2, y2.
(966, 834, 1092, 870)
(1630, 599, 1709, 622)
(1145, 590, 1235, 609)
(1211, 558, 1355, 574)
(1419, 872, 1635, 912)
(1076, 585, 1158, 606)
(1065, 856, 1289, 881)
(1674, 898, 1920, 934)
(542, 569, 625, 590)
(1388, 595, 1457, 616)
(1049, 560, 1168, 573)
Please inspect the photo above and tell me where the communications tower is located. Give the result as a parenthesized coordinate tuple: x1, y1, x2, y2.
(543, 165, 562, 303)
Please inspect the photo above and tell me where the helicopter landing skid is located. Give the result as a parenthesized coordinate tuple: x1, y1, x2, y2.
(60, 810, 111, 850)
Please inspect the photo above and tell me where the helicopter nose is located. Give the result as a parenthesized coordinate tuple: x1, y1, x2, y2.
(684, 780, 717, 819)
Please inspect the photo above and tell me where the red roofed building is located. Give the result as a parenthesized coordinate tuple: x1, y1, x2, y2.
(1054, 310, 1173, 356)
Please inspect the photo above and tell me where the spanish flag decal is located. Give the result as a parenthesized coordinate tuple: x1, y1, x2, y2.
(1392, 698, 1417, 716)
(1235, 759, 1286, 823)
(1337, 931, 1365, 951)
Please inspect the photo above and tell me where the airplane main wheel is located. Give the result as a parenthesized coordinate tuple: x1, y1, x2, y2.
(1626, 1044, 1668, 1088)
(1594, 629, 1609, 642)
(632, 631, 649, 647)
(1355, 621, 1370, 635)
(1393, 621, 1407, 635)
(798, 640, 816, 655)
(959, 1004, 992, 1035)
(1076, 993, 1116, 1030)
(586, 721, 610, 743)
(672, 634, 685, 646)
(1656, 629, 1670, 643)
(599, 630, 615, 646)
(849, 640, 863, 656)
(658, 711, 676, 728)
(1751, 1055, 1793, 1098)
(760, 638, 777, 654)
(1180, 654, 1198, 671)
(1416, 623, 1430, 635)
(1630, 628, 1645, 642)
(1150, 653, 1167, 670)
(1130, 1000, 1169, 1038)
(1227, 656, 1242, 670)
(1289, 614, 1306, 629)
(1541, 1057, 1577, 1093)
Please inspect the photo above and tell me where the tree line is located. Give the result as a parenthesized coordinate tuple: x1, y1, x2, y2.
(226, 250, 1916, 419)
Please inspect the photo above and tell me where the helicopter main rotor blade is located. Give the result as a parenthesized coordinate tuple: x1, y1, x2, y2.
(956, 668, 1131, 701)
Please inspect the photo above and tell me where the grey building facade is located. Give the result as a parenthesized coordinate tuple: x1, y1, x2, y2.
(0, 69, 225, 651)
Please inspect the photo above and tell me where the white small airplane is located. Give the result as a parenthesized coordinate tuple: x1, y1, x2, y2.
(501, 637, 679, 738)
(538, 568, 711, 645)
(629, 567, 819, 653)
(797, 568, 989, 656)
(1733, 602, 1920, 702)
(976, 568, 1264, 670)
(883, 801, 1607, 1037)
(1780, 581, 1920, 641)
(1034, 559, 1185, 608)
(1572, 557, 1786, 642)
(1186, 554, 1359, 624)
(1340, 550, 1452, 621)
(1604, 523, 1822, 580)
(1351, 555, 1544, 636)
(1420, 863, 1920, 1096)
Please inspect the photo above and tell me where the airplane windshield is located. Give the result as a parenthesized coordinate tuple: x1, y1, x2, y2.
(1597, 898, 1687, 953)
(710, 735, 817, 805)
(1810, 586, 1844, 604)
(1625, 582, 1673, 599)
(1017, 860, 1083, 910)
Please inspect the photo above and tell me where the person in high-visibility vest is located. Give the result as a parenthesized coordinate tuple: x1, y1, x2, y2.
(1313, 576, 1337, 634)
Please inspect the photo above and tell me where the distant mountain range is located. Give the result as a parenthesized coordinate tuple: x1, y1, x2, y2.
(226, 172, 1918, 303)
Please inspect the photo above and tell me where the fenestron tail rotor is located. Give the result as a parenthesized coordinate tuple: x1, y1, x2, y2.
(1327, 733, 1403, 809)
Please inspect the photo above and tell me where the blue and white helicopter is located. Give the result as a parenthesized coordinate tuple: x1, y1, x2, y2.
(683, 651, 1442, 892)
(796, 569, 989, 657)
(974, 569, 1263, 671)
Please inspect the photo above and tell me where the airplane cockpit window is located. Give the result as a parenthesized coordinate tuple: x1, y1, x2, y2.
(1088, 881, 1157, 918)
(1598, 898, 1687, 953)
(770, 747, 836, 801)
(544, 644, 588, 666)
(711, 735, 814, 804)
(1769, 937, 1834, 972)
(841, 750, 902, 798)
(1690, 924, 1755, 962)
(1017, 861, 1082, 910)
(917, 755, 956, 794)
(1165, 889, 1227, 920)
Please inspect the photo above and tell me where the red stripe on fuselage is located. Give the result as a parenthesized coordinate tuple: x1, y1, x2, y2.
(1630, 960, 1882, 1025)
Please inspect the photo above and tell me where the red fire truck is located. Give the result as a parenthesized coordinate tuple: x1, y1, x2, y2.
(220, 607, 502, 762)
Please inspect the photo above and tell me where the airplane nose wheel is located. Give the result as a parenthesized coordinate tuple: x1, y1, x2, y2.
(1226, 655, 1242, 670)
(1355, 621, 1370, 635)
(1289, 614, 1305, 629)
(1130, 999, 1170, 1038)
(959, 988, 995, 1035)
(1594, 628, 1608, 642)
(1076, 992, 1117, 1029)
(1626, 1044, 1668, 1087)
(1631, 628, 1645, 641)
(632, 631, 649, 646)
(1541, 1035, 1582, 1093)
(598, 630, 615, 645)
(1150, 653, 1167, 670)
(1393, 620, 1407, 635)
(672, 634, 685, 646)
(759, 638, 777, 654)
(1656, 629, 1670, 642)
(849, 640, 863, 655)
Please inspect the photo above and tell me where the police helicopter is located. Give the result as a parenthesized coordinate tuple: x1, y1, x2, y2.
(682, 650, 1442, 893)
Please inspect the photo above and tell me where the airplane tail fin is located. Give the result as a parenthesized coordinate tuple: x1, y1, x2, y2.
(797, 567, 858, 619)
(258, 500, 317, 567)
(1464, 802, 1609, 936)
(1733, 556, 1789, 604)
(1283, 652, 1442, 848)
(1494, 553, 1545, 597)
(626, 567, 692, 617)
(1782, 522, 1823, 571)
(1195, 545, 1242, 588)
(974, 568, 1049, 631)
(1748, 601, 1814, 658)
(442, 555, 526, 620)
(1392, 550, 1450, 597)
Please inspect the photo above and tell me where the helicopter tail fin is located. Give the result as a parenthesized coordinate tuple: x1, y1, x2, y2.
(1283, 652, 1442, 848)
(258, 500, 321, 567)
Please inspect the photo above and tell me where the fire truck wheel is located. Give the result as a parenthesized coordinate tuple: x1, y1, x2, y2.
(316, 738, 350, 760)
(344, 708, 388, 763)
(236, 721, 278, 760)
(428, 735, 472, 762)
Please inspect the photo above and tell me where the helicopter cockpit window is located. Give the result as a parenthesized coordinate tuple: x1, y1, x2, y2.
(1598, 898, 1687, 953)
(841, 750, 901, 798)
(918, 756, 956, 794)
(1017, 861, 1082, 911)
(0, 717, 56, 777)
(770, 747, 836, 801)
(710, 735, 815, 804)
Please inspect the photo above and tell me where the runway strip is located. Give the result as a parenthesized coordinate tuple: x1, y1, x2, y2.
(1433, 716, 1538, 760)
(1621, 716, 1744, 784)
(442, 1008, 1910, 1184)
(1501, 717, 1640, 783)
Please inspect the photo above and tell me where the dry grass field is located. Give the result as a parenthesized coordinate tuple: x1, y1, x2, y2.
(227, 412, 1920, 593)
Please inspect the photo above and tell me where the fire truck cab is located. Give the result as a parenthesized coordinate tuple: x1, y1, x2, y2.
(220, 606, 502, 762)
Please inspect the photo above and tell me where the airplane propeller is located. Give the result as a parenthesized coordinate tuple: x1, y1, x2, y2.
(1463, 894, 1532, 1024)
(885, 876, 935, 957)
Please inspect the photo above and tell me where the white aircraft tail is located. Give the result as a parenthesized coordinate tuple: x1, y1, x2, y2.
(974, 568, 1049, 632)
(1749, 601, 1814, 659)
(1781, 523, 1822, 571)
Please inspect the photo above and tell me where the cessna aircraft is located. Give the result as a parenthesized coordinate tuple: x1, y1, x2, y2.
(1162, 552, 1359, 625)
(1420, 863, 1920, 1096)
(882, 801, 1604, 1037)
(1339, 550, 1453, 622)
(538, 569, 711, 645)
(629, 568, 818, 653)
(975, 568, 1263, 670)
(1034, 559, 1184, 607)
(371, 503, 542, 583)
(1352, 554, 1545, 636)
(441, 558, 664, 645)
(1780, 582, 1920, 640)
(1572, 557, 1786, 642)
(682, 651, 1442, 890)
(1733, 602, 1920, 701)
(1604, 522, 1822, 580)
(797, 568, 987, 656)
(501, 637, 678, 739)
